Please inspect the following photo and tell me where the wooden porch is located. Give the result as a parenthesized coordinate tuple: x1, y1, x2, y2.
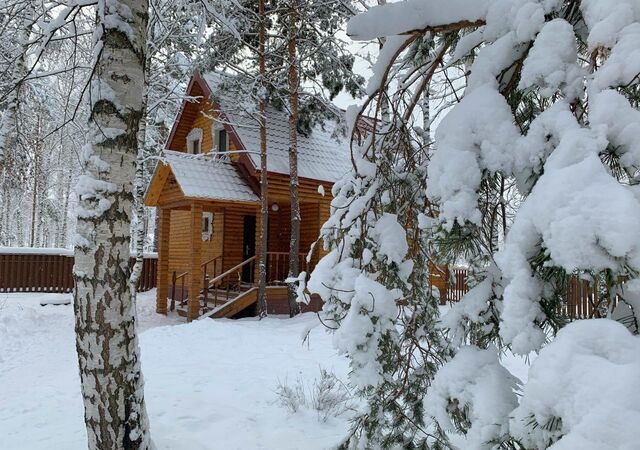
(154, 198, 325, 321)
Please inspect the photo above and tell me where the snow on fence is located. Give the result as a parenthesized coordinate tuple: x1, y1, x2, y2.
(443, 269, 609, 320)
(0, 248, 158, 293)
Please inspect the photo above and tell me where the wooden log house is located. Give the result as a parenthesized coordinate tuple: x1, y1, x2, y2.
(145, 71, 344, 321)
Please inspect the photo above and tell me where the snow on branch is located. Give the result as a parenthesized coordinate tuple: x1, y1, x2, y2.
(347, 0, 488, 41)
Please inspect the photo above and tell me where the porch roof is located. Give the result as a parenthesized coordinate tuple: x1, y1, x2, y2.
(147, 150, 259, 205)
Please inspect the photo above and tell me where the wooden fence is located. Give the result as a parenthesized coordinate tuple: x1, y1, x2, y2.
(0, 250, 157, 293)
(440, 268, 611, 320)
(444, 268, 469, 303)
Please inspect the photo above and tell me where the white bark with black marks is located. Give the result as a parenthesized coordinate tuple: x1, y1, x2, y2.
(73, 0, 151, 449)
(0, 3, 33, 244)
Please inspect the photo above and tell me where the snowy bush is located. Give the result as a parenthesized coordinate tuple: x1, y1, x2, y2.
(425, 346, 519, 449)
(511, 320, 640, 450)
(275, 368, 355, 423)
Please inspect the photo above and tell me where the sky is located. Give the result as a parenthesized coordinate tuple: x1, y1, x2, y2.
(331, 32, 378, 110)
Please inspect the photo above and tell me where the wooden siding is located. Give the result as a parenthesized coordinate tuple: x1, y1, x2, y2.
(264, 172, 330, 203)
(222, 204, 259, 273)
(157, 173, 185, 207)
(157, 208, 171, 314)
(167, 207, 225, 283)
(317, 197, 331, 258)
(188, 204, 203, 320)
(167, 82, 206, 152)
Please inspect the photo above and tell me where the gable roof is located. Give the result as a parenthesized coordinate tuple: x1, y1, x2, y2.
(145, 150, 259, 205)
(199, 72, 353, 183)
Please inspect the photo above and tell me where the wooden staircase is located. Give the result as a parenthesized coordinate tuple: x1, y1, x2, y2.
(175, 282, 256, 318)
(170, 251, 308, 320)
(173, 256, 258, 320)
(198, 287, 259, 319)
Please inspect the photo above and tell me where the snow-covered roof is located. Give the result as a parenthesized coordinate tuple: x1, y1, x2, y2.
(201, 72, 352, 183)
(162, 150, 259, 203)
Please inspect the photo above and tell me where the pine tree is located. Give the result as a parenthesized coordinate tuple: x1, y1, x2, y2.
(304, 29, 455, 446)
(199, 0, 274, 315)
(285, 0, 302, 317)
(339, 0, 640, 447)
(272, 0, 364, 315)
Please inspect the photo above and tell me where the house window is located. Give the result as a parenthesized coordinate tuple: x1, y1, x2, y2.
(186, 128, 203, 155)
(202, 212, 214, 241)
(190, 138, 201, 154)
(218, 128, 228, 153)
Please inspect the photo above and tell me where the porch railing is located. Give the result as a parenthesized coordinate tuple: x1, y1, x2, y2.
(202, 256, 256, 314)
(170, 271, 189, 311)
(169, 252, 312, 316)
(266, 252, 308, 284)
(202, 255, 223, 281)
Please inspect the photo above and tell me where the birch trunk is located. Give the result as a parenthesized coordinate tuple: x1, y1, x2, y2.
(0, 3, 33, 244)
(130, 65, 149, 294)
(30, 146, 39, 247)
(73, 1, 151, 449)
(59, 170, 73, 247)
(257, 0, 269, 317)
(287, 0, 301, 317)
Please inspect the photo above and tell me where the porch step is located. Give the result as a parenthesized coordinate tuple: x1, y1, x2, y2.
(175, 288, 246, 318)
(199, 287, 258, 320)
(175, 279, 258, 319)
(176, 296, 234, 317)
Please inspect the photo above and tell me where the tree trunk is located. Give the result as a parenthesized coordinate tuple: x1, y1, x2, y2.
(421, 82, 431, 146)
(130, 65, 149, 294)
(287, 0, 301, 317)
(0, 3, 32, 246)
(59, 170, 73, 247)
(30, 145, 39, 247)
(73, 1, 151, 449)
(151, 210, 159, 252)
(257, 0, 269, 317)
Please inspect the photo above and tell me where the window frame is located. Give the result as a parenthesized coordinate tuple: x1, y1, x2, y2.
(186, 128, 203, 155)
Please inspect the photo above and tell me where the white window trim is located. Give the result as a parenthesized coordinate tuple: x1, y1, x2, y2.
(212, 122, 227, 153)
(186, 128, 203, 154)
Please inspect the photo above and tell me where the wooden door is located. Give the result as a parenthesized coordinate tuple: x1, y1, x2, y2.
(242, 215, 256, 282)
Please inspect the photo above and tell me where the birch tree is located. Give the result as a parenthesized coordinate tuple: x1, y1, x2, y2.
(73, 0, 151, 448)
(0, 1, 34, 244)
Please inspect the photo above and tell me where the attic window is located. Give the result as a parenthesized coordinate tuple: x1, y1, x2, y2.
(218, 128, 228, 153)
(186, 128, 203, 155)
(190, 138, 201, 154)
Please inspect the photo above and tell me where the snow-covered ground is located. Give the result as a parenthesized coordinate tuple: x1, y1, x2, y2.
(0, 291, 531, 449)
(0, 290, 352, 450)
